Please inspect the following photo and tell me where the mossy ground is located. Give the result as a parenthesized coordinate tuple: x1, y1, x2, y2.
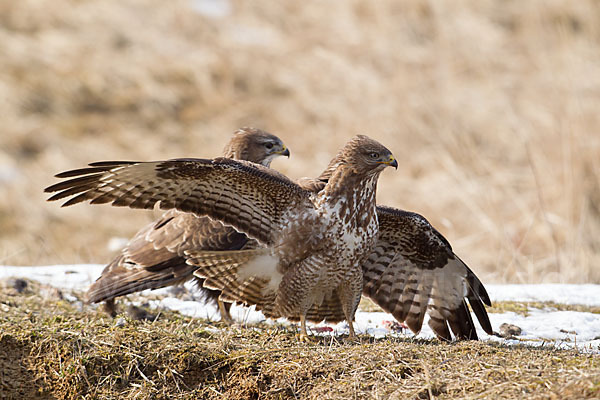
(1, 282, 598, 399)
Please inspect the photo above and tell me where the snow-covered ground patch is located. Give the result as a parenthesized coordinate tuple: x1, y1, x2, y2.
(487, 283, 600, 306)
(2, 264, 599, 353)
(1, 264, 105, 290)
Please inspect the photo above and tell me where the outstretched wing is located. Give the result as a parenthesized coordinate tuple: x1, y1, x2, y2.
(45, 158, 312, 245)
(363, 206, 493, 340)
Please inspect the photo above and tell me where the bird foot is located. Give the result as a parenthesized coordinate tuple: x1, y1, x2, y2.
(102, 300, 118, 318)
(219, 316, 235, 326)
(342, 334, 361, 345)
(296, 333, 316, 343)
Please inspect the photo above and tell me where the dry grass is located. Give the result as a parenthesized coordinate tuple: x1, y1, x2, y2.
(1, 0, 599, 283)
(1, 284, 599, 400)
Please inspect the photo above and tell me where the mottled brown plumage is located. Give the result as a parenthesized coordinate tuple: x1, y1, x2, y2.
(46, 133, 491, 341)
(80, 127, 289, 320)
(362, 206, 492, 340)
(45, 135, 397, 339)
(293, 165, 493, 340)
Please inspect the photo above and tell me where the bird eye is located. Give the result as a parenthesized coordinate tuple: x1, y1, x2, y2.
(370, 152, 379, 159)
(265, 143, 274, 149)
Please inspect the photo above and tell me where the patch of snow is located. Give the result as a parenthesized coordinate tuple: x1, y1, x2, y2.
(487, 284, 600, 306)
(0, 264, 105, 290)
(148, 297, 270, 326)
(488, 309, 600, 343)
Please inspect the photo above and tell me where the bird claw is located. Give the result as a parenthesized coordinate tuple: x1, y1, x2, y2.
(296, 333, 316, 343)
(219, 316, 235, 326)
(342, 334, 361, 344)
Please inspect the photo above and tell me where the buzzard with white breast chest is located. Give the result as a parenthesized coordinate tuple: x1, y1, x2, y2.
(45, 135, 397, 339)
(297, 156, 494, 340)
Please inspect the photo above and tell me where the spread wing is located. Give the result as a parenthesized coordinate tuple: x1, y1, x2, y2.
(86, 209, 252, 303)
(363, 206, 493, 340)
(45, 158, 312, 245)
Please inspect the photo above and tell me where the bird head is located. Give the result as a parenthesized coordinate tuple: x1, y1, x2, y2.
(226, 127, 290, 166)
(338, 135, 397, 175)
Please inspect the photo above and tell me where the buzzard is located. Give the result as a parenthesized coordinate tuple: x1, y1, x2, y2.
(289, 157, 494, 340)
(45, 135, 397, 340)
(83, 127, 290, 321)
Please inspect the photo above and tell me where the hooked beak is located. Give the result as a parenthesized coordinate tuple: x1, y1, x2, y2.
(276, 146, 290, 158)
(380, 155, 398, 169)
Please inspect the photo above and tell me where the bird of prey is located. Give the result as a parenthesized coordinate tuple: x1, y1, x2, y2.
(82, 127, 290, 321)
(45, 135, 397, 340)
(290, 157, 494, 340)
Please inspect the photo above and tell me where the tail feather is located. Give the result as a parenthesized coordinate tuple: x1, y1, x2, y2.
(203, 273, 239, 292)
(447, 299, 478, 340)
(221, 276, 270, 306)
(86, 255, 195, 303)
(463, 260, 494, 335)
(403, 270, 434, 334)
(427, 257, 493, 340)
(188, 248, 282, 312)
(187, 249, 264, 274)
(302, 295, 346, 323)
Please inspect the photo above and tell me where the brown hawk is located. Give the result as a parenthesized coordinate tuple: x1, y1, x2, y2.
(82, 127, 289, 321)
(289, 157, 494, 340)
(45, 135, 396, 339)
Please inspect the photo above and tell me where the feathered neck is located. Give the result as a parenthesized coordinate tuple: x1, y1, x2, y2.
(317, 163, 380, 211)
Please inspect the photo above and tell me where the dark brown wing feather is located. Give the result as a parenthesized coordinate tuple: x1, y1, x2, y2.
(45, 158, 312, 245)
(86, 253, 194, 303)
(86, 209, 253, 304)
(362, 206, 493, 341)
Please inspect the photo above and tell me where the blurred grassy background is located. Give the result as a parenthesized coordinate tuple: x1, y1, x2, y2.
(1, 0, 599, 283)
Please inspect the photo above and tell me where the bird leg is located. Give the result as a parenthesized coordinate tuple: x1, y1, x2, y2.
(347, 319, 357, 341)
(300, 314, 308, 337)
(218, 299, 234, 325)
(297, 314, 312, 342)
(338, 279, 362, 343)
(102, 299, 118, 318)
